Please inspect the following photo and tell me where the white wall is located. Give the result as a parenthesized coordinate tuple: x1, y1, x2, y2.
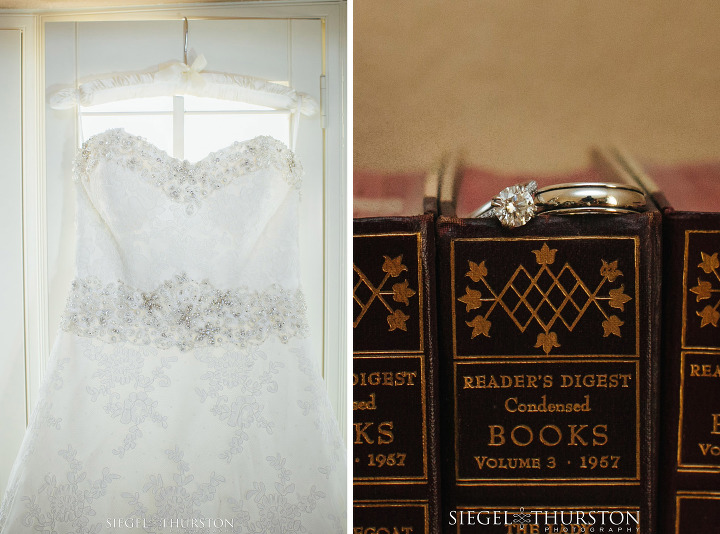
(0, 26, 28, 495)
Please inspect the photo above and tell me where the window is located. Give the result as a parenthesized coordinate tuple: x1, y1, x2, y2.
(79, 95, 293, 161)
(44, 18, 329, 380)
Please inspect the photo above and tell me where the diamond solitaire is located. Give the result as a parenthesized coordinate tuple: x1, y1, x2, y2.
(470, 181, 646, 227)
(490, 181, 538, 228)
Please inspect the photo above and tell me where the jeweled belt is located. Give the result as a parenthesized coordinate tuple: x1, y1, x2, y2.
(60, 274, 308, 350)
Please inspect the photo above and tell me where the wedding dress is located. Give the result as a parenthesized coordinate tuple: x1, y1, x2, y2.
(0, 128, 346, 533)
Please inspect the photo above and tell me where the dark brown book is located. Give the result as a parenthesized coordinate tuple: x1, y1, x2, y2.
(353, 164, 444, 534)
(616, 152, 720, 534)
(436, 152, 660, 533)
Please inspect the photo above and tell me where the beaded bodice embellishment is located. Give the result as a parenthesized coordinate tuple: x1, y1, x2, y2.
(73, 129, 302, 214)
(61, 274, 308, 350)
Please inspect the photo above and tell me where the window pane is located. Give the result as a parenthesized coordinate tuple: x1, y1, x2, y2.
(80, 96, 174, 113)
(184, 94, 281, 112)
(80, 114, 173, 154)
(184, 114, 291, 161)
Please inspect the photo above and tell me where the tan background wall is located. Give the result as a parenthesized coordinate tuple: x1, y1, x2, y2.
(354, 1, 720, 173)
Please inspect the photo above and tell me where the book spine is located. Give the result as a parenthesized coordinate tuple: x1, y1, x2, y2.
(436, 213, 660, 533)
(661, 214, 720, 533)
(353, 215, 441, 534)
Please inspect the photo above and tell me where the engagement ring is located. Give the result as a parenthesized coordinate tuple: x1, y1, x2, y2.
(470, 181, 646, 228)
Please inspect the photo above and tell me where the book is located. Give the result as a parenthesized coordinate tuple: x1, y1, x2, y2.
(615, 152, 720, 534)
(352, 165, 443, 534)
(435, 152, 661, 533)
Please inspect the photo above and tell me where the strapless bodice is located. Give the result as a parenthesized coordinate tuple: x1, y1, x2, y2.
(73, 128, 302, 291)
(61, 129, 308, 350)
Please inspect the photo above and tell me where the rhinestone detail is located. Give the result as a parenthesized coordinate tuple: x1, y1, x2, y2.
(60, 274, 308, 350)
(73, 129, 302, 212)
(491, 181, 538, 228)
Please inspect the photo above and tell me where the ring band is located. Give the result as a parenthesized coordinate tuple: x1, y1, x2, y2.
(470, 181, 646, 228)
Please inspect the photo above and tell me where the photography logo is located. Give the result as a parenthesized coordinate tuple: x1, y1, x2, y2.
(448, 508, 641, 532)
(513, 508, 532, 524)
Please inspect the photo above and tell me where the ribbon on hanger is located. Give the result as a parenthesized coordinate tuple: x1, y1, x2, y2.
(156, 54, 208, 90)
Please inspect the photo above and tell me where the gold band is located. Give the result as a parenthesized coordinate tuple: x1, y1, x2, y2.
(535, 182, 646, 213)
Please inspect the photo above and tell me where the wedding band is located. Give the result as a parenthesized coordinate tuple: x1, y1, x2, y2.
(470, 181, 646, 228)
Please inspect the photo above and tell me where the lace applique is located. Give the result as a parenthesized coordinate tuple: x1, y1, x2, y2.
(83, 344, 177, 458)
(20, 445, 120, 532)
(73, 128, 302, 213)
(60, 274, 308, 350)
(194, 346, 283, 463)
(233, 453, 327, 533)
(122, 445, 227, 527)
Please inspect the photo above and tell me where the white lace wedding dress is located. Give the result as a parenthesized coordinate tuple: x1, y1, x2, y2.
(0, 129, 346, 533)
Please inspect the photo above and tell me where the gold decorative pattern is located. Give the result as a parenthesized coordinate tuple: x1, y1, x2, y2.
(354, 255, 417, 332)
(459, 242, 632, 354)
(690, 251, 720, 328)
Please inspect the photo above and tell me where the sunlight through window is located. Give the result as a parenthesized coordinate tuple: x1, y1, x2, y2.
(80, 94, 291, 162)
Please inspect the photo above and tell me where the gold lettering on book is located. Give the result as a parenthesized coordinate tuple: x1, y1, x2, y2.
(696, 415, 720, 456)
(354, 255, 417, 332)
(504, 394, 591, 413)
(689, 251, 720, 328)
(353, 371, 418, 386)
(473, 456, 543, 469)
(487, 424, 608, 447)
(354, 393, 377, 411)
(560, 373, 633, 388)
(463, 374, 553, 389)
(354, 421, 395, 445)
(459, 243, 632, 354)
(698, 443, 720, 456)
(462, 373, 632, 389)
(689, 363, 720, 377)
(677, 352, 720, 470)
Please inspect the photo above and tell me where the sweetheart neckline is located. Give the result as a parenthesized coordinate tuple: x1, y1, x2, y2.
(73, 128, 303, 213)
(80, 127, 296, 167)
